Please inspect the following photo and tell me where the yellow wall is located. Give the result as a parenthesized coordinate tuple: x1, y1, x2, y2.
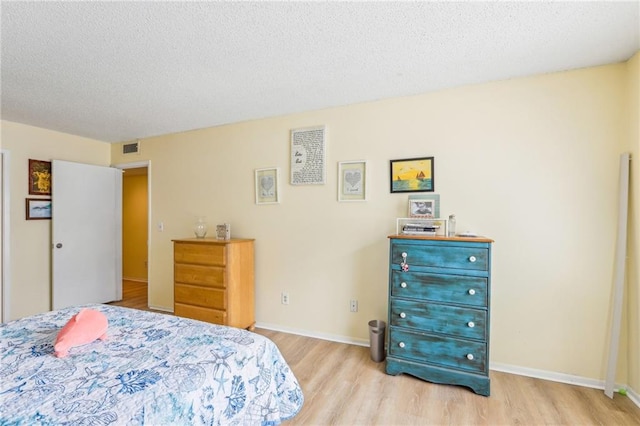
(1, 56, 636, 388)
(626, 52, 639, 392)
(111, 61, 636, 384)
(0, 121, 111, 319)
(123, 173, 148, 281)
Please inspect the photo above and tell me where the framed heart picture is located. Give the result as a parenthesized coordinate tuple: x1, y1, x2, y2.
(338, 160, 367, 202)
(255, 167, 280, 204)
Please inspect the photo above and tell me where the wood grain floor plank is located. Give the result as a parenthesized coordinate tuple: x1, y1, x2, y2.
(111, 281, 640, 425)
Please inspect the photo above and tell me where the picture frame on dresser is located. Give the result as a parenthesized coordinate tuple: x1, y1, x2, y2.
(408, 194, 440, 218)
(255, 167, 280, 204)
(338, 160, 367, 202)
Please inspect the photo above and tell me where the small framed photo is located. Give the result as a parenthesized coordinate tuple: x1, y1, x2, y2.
(338, 160, 367, 202)
(216, 223, 231, 240)
(26, 198, 52, 220)
(255, 167, 280, 204)
(408, 194, 440, 218)
(390, 156, 434, 193)
(29, 159, 52, 195)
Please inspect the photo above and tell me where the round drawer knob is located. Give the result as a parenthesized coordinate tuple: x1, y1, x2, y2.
(401, 252, 407, 258)
(398, 342, 405, 348)
(468, 289, 476, 295)
(467, 321, 475, 328)
(400, 282, 407, 288)
(469, 256, 477, 262)
(399, 312, 406, 319)
(466, 353, 474, 360)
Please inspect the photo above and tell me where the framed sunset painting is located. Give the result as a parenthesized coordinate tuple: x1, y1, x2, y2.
(390, 157, 434, 193)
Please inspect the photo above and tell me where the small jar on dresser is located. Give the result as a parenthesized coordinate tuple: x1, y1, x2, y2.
(386, 234, 493, 396)
(173, 238, 255, 330)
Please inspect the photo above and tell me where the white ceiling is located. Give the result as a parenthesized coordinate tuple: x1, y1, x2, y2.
(1, 1, 638, 143)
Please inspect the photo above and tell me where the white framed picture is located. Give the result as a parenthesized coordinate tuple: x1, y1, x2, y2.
(255, 167, 280, 204)
(408, 194, 440, 218)
(338, 160, 367, 202)
(290, 126, 326, 185)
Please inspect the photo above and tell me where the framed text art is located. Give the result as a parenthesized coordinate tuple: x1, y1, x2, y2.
(338, 160, 367, 202)
(255, 167, 280, 204)
(290, 126, 326, 185)
(29, 159, 52, 195)
(26, 198, 52, 220)
(390, 156, 434, 193)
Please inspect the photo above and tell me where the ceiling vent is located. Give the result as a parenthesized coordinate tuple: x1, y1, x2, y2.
(122, 141, 140, 155)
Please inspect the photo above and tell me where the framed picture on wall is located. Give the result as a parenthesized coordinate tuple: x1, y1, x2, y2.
(338, 160, 367, 202)
(26, 198, 52, 220)
(290, 126, 326, 185)
(255, 167, 280, 204)
(390, 156, 434, 193)
(28, 159, 52, 195)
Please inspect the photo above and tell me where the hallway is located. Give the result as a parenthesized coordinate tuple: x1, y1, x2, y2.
(109, 280, 150, 311)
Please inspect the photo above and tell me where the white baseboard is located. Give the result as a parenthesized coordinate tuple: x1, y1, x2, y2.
(489, 362, 638, 408)
(256, 321, 369, 347)
(148, 305, 173, 313)
(255, 323, 639, 409)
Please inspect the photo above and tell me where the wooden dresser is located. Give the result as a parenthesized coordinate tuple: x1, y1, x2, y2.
(386, 235, 493, 396)
(173, 238, 255, 330)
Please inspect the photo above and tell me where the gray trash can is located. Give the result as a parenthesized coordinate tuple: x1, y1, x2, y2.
(368, 320, 386, 362)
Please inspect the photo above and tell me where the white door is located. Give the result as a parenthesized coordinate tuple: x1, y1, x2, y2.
(52, 160, 122, 310)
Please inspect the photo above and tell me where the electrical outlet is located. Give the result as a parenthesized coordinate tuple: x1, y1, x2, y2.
(350, 299, 358, 312)
(281, 292, 290, 305)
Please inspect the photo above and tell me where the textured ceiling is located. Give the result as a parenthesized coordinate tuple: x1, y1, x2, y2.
(1, 1, 639, 143)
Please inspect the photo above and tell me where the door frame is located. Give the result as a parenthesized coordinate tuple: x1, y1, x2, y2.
(114, 160, 151, 305)
(1, 150, 10, 323)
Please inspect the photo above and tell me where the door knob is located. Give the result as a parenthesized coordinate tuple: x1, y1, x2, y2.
(56, 243, 63, 248)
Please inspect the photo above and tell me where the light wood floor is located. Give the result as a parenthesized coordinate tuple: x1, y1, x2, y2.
(111, 281, 640, 425)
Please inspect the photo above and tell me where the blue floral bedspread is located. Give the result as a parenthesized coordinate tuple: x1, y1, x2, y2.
(0, 304, 303, 425)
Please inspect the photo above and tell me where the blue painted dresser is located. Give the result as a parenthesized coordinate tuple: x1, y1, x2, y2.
(386, 235, 493, 396)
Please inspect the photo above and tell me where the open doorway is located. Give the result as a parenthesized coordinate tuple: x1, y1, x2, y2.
(117, 162, 149, 309)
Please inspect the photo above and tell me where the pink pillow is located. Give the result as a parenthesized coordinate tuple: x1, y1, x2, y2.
(54, 308, 108, 358)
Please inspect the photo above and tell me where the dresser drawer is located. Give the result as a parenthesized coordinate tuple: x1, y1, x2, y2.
(174, 243, 226, 266)
(175, 263, 225, 287)
(390, 299, 487, 340)
(174, 284, 225, 310)
(389, 328, 487, 374)
(391, 271, 487, 307)
(391, 242, 488, 271)
(175, 303, 226, 325)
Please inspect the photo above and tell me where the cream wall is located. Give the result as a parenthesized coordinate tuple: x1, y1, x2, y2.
(111, 61, 636, 384)
(123, 174, 148, 281)
(0, 57, 634, 389)
(0, 121, 111, 320)
(626, 52, 639, 392)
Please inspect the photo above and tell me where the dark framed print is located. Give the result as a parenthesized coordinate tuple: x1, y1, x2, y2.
(390, 156, 434, 193)
(28, 159, 52, 195)
(26, 198, 52, 220)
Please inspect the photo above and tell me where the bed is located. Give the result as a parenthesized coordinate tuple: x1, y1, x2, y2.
(0, 304, 303, 425)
